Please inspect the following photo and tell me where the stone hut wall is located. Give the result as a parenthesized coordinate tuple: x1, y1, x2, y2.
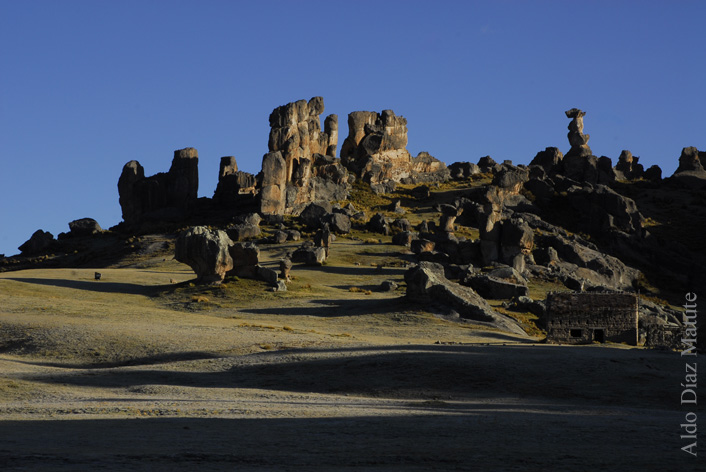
(545, 291, 638, 345)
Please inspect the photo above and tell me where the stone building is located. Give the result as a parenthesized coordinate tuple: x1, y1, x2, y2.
(545, 291, 639, 345)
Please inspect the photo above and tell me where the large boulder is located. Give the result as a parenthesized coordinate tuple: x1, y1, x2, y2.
(175, 226, 233, 284)
(565, 185, 644, 235)
(299, 202, 333, 229)
(529, 147, 563, 173)
(18, 229, 55, 255)
(404, 262, 526, 336)
(229, 241, 260, 278)
(68, 218, 102, 236)
(462, 274, 529, 300)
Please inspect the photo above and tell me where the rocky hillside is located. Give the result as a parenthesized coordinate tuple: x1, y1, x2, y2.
(2, 99, 704, 349)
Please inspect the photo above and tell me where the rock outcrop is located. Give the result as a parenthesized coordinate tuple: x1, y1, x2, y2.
(670, 147, 706, 188)
(404, 262, 526, 335)
(259, 97, 349, 215)
(175, 226, 233, 284)
(18, 230, 55, 255)
(564, 108, 592, 158)
(340, 109, 448, 187)
(68, 218, 102, 236)
(614, 150, 644, 181)
(213, 156, 257, 207)
(118, 148, 199, 225)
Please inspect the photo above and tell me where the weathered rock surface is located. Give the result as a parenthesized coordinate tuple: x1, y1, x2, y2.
(118, 148, 199, 225)
(260, 98, 349, 215)
(404, 262, 526, 335)
(175, 226, 233, 284)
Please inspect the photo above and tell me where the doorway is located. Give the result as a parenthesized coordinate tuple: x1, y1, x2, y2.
(593, 329, 605, 343)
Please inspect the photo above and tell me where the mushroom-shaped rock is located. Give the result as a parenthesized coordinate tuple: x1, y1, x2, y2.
(175, 226, 234, 284)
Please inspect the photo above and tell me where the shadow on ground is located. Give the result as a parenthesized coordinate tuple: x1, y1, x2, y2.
(0, 407, 693, 472)
(20, 345, 678, 408)
(5, 277, 161, 296)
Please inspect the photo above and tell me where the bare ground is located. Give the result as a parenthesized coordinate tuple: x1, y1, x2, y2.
(0, 239, 701, 471)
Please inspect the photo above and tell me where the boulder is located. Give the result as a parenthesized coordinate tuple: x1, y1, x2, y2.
(257, 265, 280, 285)
(477, 156, 499, 173)
(529, 147, 563, 173)
(380, 280, 399, 292)
(226, 223, 261, 242)
(68, 218, 102, 236)
(273, 231, 289, 244)
(368, 213, 390, 235)
(463, 274, 529, 300)
(644, 165, 662, 182)
(292, 246, 327, 266)
(411, 239, 435, 254)
(404, 262, 526, 335)
(448, 162, 480, 180)
(392, 231, 416, 247)
(175, 226, 233, 284)
(280, 258, 292, 281)
(299, 202, 333, 229)
(229, 241, 260, 278)
(323, 212, 352, 234)
(18, 229, 55, 255)
(391, 218, 412, 233)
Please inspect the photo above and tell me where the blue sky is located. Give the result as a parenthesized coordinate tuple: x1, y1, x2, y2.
(1, 0, 704, 257)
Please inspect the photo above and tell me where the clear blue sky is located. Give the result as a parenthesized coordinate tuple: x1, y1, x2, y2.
(1, 0, 704, 257)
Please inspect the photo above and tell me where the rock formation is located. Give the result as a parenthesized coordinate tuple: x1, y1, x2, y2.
(340, 109, 448, 186)
(118, 148, 199, 225)
(213, 156, 256, 207)
(614, 150, 644, 181)
(259, 97, 349, 215)
(68, 218, 102, 236)
(18, 230, 55, 255)
(564, 108, 592, 158)
(175, 226, 233, 284)
(404, 262, 526, 335)
(670, 147, 706, 188)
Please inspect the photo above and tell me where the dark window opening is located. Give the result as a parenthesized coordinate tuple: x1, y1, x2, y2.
(593, 329, 605, 343)
(570, 329, 582, 338)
